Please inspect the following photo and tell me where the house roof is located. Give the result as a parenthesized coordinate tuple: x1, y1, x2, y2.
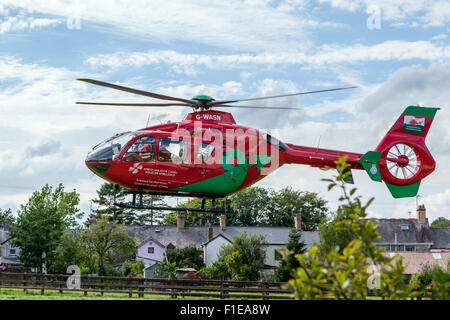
(430, 227, 450, 249)
(137, 236, 165, 249)
(201, 227, 319, 247)
(201, 233, 233, 247)
(0, 257, 21, 265)
(374, 219, 432, 244)
(220, 227, 319, 246)
(381, 252, 450, 274)
(125, 225, 222, 249)
(0, 237, 11, 246)
(126, 225, 320, 249)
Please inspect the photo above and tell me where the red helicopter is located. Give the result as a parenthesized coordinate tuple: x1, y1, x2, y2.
(77, 79, 439, 212)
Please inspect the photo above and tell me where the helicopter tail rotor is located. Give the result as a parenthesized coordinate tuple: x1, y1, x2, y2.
(360, 106, 439, 198)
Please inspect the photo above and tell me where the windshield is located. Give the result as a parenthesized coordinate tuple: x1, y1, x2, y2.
(86, 131, 140, 162)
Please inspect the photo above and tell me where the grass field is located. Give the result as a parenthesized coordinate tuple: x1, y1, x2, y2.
(0, 288, 220, 300)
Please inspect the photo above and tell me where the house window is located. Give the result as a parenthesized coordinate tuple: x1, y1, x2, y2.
(148, 247, 154, 254)
(274, 249, 283, 261)
(401, 225, 409, 230)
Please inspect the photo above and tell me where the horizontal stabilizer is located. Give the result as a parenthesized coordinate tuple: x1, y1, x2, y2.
(385, 181, 421, 198)
(360, 151, 382, 182)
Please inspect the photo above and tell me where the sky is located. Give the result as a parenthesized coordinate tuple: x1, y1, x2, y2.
(0, 0, 449, 223)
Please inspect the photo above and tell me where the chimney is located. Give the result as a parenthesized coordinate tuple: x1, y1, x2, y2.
(294, 213, 302, 231)
(177, 213, 185, 230)
(208, 224, 214, 240)
(417, 204, 426, 222)
(220, 214, 226, 230)
(417, 204, 428, 230)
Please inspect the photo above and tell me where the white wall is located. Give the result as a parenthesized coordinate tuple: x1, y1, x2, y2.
(204, 236, 231, 267)
(265, 244, 286, 267)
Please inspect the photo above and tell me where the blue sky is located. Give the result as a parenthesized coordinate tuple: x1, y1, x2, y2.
(0, 0, 449, 223)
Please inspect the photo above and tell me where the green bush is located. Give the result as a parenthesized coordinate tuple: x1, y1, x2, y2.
(122, 260, 133, 277)
(132, 260, 145, 276)
(418, 263, 450, 300)
(223, 230, 267, 281)
(164, 246, 205, 270)
(287, 157, 413, 300)
(201, 259, 231, 280)
(275, 229, 307, 282)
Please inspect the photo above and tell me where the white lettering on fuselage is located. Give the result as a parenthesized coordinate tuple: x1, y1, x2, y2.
(195, 114, 222, 121)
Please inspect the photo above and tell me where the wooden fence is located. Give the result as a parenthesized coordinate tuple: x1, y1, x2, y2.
(0, 272, 293, 299)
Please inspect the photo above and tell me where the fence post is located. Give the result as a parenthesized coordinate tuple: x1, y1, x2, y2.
(261, 282, 269, 300)
(221, 282, 229, 299)
(40, 274, 45, 295)
(23, 273, 27, 292)
(100, 277, 104, 296)
(171, 279, 178, 299)
(59, 275, 63, 294)
(138, 278, 144, 298)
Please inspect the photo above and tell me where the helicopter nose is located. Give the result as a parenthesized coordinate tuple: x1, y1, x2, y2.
(86, 162, 111, 177)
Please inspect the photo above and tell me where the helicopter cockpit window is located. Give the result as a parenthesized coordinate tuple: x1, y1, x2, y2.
(197, 142, 215, 161)
(122, 136, 156, 162)
(263, 133, 288, 152)
(86, 131, 139, 162)
(158, 138, 188, 162)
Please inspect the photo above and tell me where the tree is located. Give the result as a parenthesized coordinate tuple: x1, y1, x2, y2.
(222, 230, 267, 281)
(265, 187, 329, 230)
(90, 182, 166, 225)
(275, 229, 307, 282)
(227, 187, 270, 226)
(431, 217, 450, 228)
(47, 229, 92, 274)
(163, 246, 205, 270)
(163, 186, 328, 229)
(201, 258, 232, 280)
(84, 216, 137, 276)
(132, 260, 146, 277)
(0, 208, 13, 224)
(287, 157, 414, 300)
(91, 183, 136, 224)
(163, 198, 226, 226)
(318, 207, 356, 257)
(10, 184, 82, 273)
(122, 260, 133, 277)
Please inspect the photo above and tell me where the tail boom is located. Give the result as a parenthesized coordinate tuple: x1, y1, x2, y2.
(284, 106, 439, 199)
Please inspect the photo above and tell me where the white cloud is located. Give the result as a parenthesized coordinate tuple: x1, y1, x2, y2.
(318, 0, 450, 28)
(0, 0, 345, 51)
(84, 41, 450, 73)
(0, 6, 61, 34)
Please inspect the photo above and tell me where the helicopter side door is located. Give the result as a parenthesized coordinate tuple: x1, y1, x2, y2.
(117, 135, 157, 189)
(154, 133, 194, 189)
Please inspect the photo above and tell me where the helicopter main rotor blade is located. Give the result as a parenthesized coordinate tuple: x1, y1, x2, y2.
(210, 86, 357, 106)
(77, 78, 195, 105)
(76, 102, 192, 107)
(215, 104, 302, 110)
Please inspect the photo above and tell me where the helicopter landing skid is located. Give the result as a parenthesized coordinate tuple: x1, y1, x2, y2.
(117, 189, 235, 214)
(115, 201, 236, 214)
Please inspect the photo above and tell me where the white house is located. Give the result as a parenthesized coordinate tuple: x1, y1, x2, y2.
(202, 214, 320, 268)
(0, 221, 20, 268)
